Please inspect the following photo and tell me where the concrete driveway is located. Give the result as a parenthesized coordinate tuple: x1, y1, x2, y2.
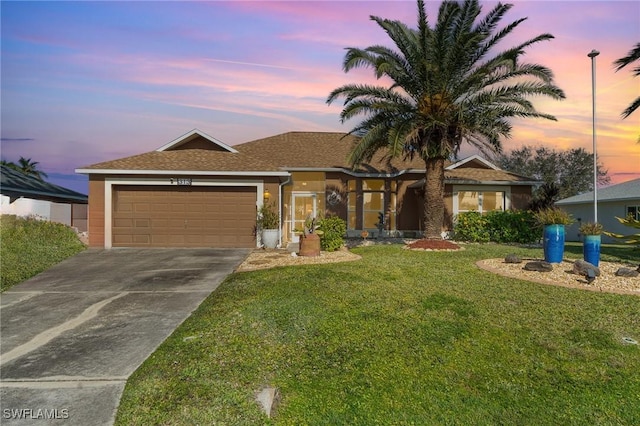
(0, 248, 249, 425)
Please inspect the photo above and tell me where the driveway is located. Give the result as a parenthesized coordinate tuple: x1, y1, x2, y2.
(0, 248, 249, 425)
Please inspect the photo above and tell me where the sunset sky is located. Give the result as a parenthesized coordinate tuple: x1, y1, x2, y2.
(1, 0, 639, 195)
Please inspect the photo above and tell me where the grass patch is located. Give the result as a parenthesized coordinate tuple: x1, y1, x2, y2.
(116, 243, 640, 425)
(0, 215, 86, 291)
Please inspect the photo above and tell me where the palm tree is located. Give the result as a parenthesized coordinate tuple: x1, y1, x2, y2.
(1, 159, 19, 171)
(16, 157, 48, 180)
(327, 0, 565, 239)
(614, 43, 640, 119)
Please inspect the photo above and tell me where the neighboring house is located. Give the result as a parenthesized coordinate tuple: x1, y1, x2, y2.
(556, 178, 640, 243)
(76, 129, 538, 248)
(0, 165, 88, 231)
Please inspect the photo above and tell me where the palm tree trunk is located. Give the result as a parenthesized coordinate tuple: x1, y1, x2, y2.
(423, 157, 445, 239)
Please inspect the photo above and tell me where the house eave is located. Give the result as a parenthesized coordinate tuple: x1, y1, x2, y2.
(556, 196, 640, 206)
(281, 167, 425, 178)
(446, 179, 541, 185)
(0, 188, 88, 203)
(75, 168, 290, 177)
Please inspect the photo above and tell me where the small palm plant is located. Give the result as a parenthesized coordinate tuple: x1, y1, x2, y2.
(579, 222, 603, 236)
(302, 215, 323, 237)
(534, 208, 574, 226)
(257, 202, 279, 230)
(605, 215, 640, 246)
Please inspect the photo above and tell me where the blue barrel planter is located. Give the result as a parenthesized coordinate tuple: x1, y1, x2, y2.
(583, 235, 601, 266)
(543, 224, 565, 263)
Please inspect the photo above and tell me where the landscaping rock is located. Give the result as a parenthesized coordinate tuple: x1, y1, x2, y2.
(572, 259, 600, 277)
(637, 264, 640, 272)
(523, 261, 553, 272)
(615, 267, 639, 278)
(255, 387, 279, 418)
(504, 254, 522, 264)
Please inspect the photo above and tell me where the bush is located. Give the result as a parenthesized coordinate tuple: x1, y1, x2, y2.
(318, 216, 346, 252)
(256, 202, 279, 229)
(453, 212, 490, 243)
(454, 210, 539, 244)
(1, 215, 86, 291)
(486, 210, 539, 244)
(534, 207, 574, 226)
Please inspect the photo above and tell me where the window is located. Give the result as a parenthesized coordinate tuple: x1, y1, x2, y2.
(363, 179, 384, 229)
(346, 179, 397, 230)
(456, 188, 507, 214)
(627, 205, 640, 220)
(347, 180, 357, 230)
(482, 191, 505, 212)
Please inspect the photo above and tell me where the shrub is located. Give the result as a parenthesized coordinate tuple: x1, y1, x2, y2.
(318, 216, 346, 252)
(486, 210, 539, 244)
(534, 207, 574, 226)
(454, 210, 539, 244)
(256, 202, 279, 229)
(453, 212, 490, 243)
(579, 222, 603, 235)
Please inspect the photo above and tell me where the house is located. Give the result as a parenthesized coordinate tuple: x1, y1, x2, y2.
(555, 178, 640, 243)
(0, 165, 88, 231)
(76, 129, 538, 248)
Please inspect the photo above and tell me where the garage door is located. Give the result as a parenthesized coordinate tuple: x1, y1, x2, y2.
(112, 186, 257, 248)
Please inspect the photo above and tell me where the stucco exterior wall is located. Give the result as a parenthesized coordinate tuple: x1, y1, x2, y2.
(511, 185, 532, 210)
(88, 176, 106, 247)
(560, 200, 639, 243)
(0, 196, 71, 226)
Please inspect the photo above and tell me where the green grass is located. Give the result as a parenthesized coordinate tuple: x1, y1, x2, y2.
(116, 243, 640, 425)
(0, 215, 86, 291)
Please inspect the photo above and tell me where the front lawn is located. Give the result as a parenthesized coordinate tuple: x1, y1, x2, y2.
(116, 244, 640, 425)
(0, 215, 86, 292)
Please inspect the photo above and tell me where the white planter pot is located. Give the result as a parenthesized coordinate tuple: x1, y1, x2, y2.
(261, 229, 279, 249)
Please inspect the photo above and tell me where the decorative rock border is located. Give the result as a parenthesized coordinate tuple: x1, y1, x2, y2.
(477, 258, 640, 296)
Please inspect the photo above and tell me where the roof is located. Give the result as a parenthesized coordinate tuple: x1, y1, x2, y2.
(76, 130, 287, 176)
(156, 128, 238, 153)
(556, 178, 640, 205)
(234, 131, 426, 173)
(76, 129, 537, 184)
(1, 165, 88, 203)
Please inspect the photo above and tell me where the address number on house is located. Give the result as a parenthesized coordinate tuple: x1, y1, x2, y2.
(175, 178, 192, 186)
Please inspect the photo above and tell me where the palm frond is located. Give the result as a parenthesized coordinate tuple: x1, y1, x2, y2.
(621, 96, 640, 119)
(614, 42, 640, 72)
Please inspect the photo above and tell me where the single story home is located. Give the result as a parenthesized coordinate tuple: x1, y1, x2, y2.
(76, 129, 538, 248)
(556, 177, 640, 243)
(0, 165, 88, 231)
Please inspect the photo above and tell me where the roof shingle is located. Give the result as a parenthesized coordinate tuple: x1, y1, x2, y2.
(77, 130, 537, 184)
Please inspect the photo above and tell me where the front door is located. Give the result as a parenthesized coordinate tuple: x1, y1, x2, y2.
(291, 193, 317, 243)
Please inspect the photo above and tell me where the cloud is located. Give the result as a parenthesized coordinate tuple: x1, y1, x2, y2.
(1, 137, 35, 142)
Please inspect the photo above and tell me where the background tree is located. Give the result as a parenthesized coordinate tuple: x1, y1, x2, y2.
(527, 182, 560, 211)
(327, 0, 565, 239)
(1, 160, 19, 171)
(495, 145, 610, 201)
(1, 157, 48, 180)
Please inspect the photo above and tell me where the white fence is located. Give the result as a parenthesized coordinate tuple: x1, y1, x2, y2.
(1, 195, 72, 227)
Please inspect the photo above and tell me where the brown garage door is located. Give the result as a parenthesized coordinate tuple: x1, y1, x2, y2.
(112, 185, 257, 248)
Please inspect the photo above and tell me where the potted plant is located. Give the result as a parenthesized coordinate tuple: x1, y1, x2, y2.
(579, 222, 603, 266)
(257, 202, 279, 249)
(534, 208, 574, 263)
(298, 215, 323, 257)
